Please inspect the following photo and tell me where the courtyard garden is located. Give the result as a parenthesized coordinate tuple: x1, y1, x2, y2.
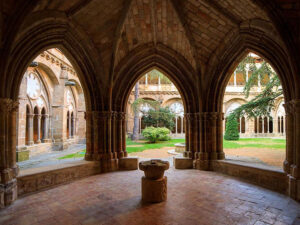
(58, 138, 285, 168)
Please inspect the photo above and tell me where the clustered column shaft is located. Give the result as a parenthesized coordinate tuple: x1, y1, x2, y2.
(0, 98, 19, 208)
(183, 112, 225, 170)
(85, 111, 128, 169)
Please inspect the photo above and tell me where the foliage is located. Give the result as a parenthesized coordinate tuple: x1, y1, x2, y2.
(147, 69, 171, 84)
(142, 127, 171, 143)
(131, 98, 160, 113)
(232, 55, 283, 118)
(142, 107, 175, 130)
(224, 114, 240, 140)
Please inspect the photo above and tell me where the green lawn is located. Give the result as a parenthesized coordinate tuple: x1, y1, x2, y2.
(58, 138, 285, 159)
(223, 138, 285, 149)
(126, 138, 185, 153)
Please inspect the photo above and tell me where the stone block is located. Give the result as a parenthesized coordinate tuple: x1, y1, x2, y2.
(174, 157, 193, 169)
(119, 157, 138, 170)
(16, 150, 30, 162)
(142, 176, 167, 203)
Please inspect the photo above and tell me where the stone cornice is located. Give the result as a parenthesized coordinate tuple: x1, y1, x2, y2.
(40, 50, 77, 76)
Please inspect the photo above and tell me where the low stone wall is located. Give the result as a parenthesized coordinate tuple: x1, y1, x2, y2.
(17, 161, 101, 196)
(211, 160, 288, 194)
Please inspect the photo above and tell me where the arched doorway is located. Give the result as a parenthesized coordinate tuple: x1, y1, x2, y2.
(222, 52, 286, 169)
(125, 69, 186, 162)
(15, 48, 87, 170)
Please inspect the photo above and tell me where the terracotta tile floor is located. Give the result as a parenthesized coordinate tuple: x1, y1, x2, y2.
(1, 168, 300, 225)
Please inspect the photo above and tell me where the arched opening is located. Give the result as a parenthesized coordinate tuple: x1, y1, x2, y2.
(16, 48, 87, 168)
(125, 69, 186, 162)
(223, 52, 286, 169)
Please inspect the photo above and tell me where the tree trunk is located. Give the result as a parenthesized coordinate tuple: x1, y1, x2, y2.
(132, 82, 139, 140)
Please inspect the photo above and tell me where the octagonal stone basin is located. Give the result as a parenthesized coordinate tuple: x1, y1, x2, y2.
(175, 143, 185, 153)
(139, 159, 169, 180)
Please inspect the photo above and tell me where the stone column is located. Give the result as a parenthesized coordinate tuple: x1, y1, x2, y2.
(72, 117, 76, 137)
(288, 100, 300, 200)
(68, 114, 72, 138)
(36, 114, 41, 143)
(122, 112, 127, 157)
(183, 113, 193, 158)
(234, 71, 237, 86)
(175, 116, 178, 135)
(284, 102, 293, 174)
(26, 114, 34, 145)
(85, 112, 93, 160)
(181, 116, 183, 134)
(216, 113, 225, 160)
(116, 112, 125, 158)
(111, 112, 117, 159)
(0, 98, 19, 208)
(42, 114, 50, 142)
(91, 111, 117, 171)
(195, 112, 222, 171)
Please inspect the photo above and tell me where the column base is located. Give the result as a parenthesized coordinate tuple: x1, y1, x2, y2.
(26, 141, 34, 146)
(100, 159, 119, 172)
(142, 176, 167, 203)
(0, 179, 18, 208)
(42, 139, 52, 143)
(217, 152, 225, 160)
(283, 160, 291, 174)
(183, 151, 193, 158)
(35, 140, 41, 144)
(174, 157, 193, 169)
(288, 175, 300, 200)
(119, 157, 138, 170)
(194, 159, 210, 171)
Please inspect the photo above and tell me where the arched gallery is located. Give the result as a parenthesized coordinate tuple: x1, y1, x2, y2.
(0, 1, 300, 224)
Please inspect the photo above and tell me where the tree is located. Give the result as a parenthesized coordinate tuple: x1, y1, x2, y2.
(131, 97, 160, 140)
(231, 55, 282, 119)
(224, 114, 240, 140)
(142, 107, 175, 130)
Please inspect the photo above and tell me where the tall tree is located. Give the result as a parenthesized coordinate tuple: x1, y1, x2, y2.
(231, 55, 283, 118)
(131, 82, 140, 140)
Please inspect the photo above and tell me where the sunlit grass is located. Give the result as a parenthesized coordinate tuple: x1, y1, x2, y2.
(58, 138, 286, 159)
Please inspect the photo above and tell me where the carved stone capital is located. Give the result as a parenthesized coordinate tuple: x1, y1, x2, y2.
(93, 111, 113, 120)
(116, 112, 126, 120)
(0, 98, 19, 114)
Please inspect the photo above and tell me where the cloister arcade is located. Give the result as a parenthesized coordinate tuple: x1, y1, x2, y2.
(0, 2, 300, 222)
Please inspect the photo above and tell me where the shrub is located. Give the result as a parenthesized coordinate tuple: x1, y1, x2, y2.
(142, 127, 171, 143)
(224, 114, 240, 140)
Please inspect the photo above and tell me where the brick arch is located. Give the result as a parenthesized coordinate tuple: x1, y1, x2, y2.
(112, 43, 201, 114)
(205, 26, 295, 113)
(2, 12, 102, 112)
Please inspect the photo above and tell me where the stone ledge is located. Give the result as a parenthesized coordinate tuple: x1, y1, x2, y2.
(119, 157, 138, 170)
(211, 160, 288, 194)
(174, 157, 193, 169)
(17, 160, 101, 196)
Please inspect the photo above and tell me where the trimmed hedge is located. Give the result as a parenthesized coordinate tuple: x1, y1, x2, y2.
(142, 127, 171, 143)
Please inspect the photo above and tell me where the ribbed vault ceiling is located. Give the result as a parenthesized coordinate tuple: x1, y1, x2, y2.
(7, 0, 276, 73)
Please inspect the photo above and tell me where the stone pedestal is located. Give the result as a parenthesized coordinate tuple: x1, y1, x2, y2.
(139, 160, 169, 203)
(142, 176, 167, 203)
